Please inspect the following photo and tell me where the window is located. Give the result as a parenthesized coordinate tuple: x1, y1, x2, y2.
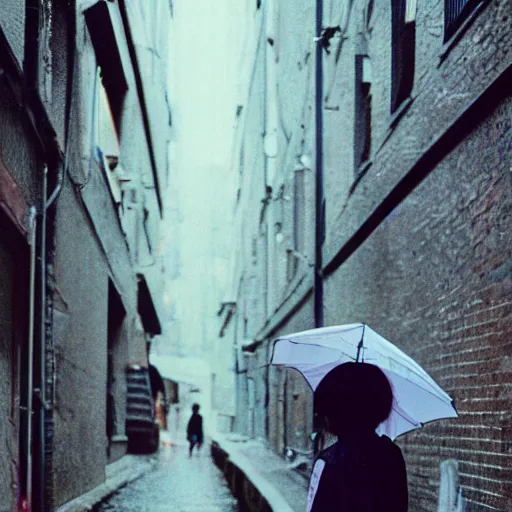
(85, 1, 128, 135)
(391, 0, 416, 113)
(444, 0, 480, 40)
(293, 170, 305, 256)
(49, 0, 74, 142)
(287, 171, 305, 282)
(354, 55, 372, 171)
(286, 249, 298, 282)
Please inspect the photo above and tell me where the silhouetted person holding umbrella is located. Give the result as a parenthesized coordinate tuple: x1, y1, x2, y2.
(307, 362, 408, 511)
(186, 403, 203, 456)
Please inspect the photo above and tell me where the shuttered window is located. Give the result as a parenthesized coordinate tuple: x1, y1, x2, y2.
(444, 0, 479, 40)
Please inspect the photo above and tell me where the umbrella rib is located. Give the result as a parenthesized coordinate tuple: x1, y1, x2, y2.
(383, 370, 455, 406)
(392, 403, 422, 426)
(273, 338, 359, 357)
(276, 338, 448, 399)
(355, 342, 450, 398)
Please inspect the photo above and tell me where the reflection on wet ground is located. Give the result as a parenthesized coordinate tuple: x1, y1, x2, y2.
(96, 444, 238, 512)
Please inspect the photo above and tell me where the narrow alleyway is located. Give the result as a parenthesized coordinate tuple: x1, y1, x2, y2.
(95, 442, 239, 512)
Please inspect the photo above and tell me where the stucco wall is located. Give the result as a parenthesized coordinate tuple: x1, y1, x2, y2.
(52, 175, 109, 507)
(0, 45, 43, 511)
(0, 233, 16, 512)
(0, 1, 169, 508)
(0, 0, 25, 70)
(0, 80, 42, 208)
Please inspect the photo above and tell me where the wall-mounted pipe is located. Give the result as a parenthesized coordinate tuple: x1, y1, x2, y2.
(314, 0, 324, 329)
(37, 166, 48, 512)
(26, 206, 37, 510)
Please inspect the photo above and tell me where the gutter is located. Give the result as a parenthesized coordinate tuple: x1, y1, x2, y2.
(26, 208, 37, 511)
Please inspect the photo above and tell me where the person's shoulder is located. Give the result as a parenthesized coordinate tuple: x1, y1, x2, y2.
(376, 435, 405, 460)
(317, 441, 343, 465)
(379, 435, 401, 448)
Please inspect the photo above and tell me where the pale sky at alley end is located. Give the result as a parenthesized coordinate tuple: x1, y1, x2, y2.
(163, 1, 249, 354)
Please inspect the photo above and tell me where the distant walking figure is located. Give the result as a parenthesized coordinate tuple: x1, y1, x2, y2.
(186, 403, 203, 456)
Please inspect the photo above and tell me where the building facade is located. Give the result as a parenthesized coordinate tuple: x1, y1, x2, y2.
(0, 0, 170, 510)
(227, 0, 511, 511)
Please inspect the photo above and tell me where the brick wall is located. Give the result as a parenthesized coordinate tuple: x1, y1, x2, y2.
(324, 97, 512, 511)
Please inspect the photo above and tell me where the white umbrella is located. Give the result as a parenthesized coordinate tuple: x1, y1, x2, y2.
(271, 323, 458, 440)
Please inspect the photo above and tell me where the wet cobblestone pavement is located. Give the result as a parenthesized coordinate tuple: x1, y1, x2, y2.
(96, 444, 239, 512)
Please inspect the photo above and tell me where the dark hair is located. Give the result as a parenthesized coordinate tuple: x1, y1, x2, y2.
(192, 403, 200, 413)
(314, 362, 393, 435)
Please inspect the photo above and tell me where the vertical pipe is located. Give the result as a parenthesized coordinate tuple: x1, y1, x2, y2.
(38, 166, 48, 512)
(312, 0, 325, 458)
(314, 0, 324, 329)
(27, 207, 37, 509)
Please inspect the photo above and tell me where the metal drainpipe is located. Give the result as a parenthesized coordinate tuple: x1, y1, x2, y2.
(26, 206, 37, 510)
(314, 0, 324, 329)
(312, 0, 325, 457)
(37, 166, 48, 512)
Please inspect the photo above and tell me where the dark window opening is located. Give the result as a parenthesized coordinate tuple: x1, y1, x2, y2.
(100, 66, 127, 134)
(85, 1, 128, 135)
(286, 249, 298, 282)
(251, 235, 258, 265)
(50, 0, 74, 142)
(391, 0, 416, 113)
(293, 169, 305, 255)
(106, 280, 126, 458)
(24, 0, 40, 88)
(257, 0, 262, 9)
(239, 144, 245, 175)
(354, 55, 372, 172)
(361, 82, 372, 163)
(444, 0, 480, 41)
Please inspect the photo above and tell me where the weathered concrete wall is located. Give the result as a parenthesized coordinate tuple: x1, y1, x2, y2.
(0, 232, 17, 512)
(0, 0, 169, 508)
(232, 32, 268, 338)
(50, 0, 169, 504)
(0, 81, 42, 208)
(124, 0, 170, 196)
(0, 0, 25, 70)
(52, 174, 110, 506)
(0, 34, 43, 509)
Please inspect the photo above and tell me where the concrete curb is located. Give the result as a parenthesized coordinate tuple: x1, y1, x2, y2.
(227, 447, 296, 512)
(212, 434, 303, 512)
(55, 455, 156, 512)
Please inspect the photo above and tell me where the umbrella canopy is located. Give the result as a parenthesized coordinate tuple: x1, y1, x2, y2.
(271, 323, 457, 440)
